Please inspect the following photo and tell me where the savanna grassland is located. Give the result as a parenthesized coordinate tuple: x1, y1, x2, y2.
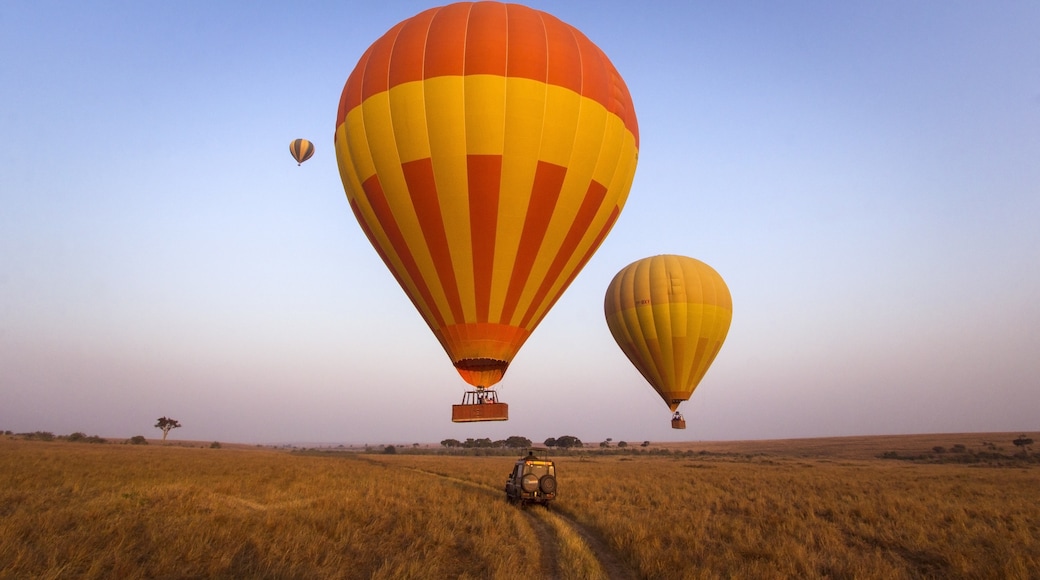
(1, 434, 1038, 579)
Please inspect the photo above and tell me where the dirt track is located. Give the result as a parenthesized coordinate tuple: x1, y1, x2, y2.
(402, 465, 638, 580)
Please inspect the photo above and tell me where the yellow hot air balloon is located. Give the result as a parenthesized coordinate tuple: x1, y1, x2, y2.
(604, 255, 732, 429)
(335, 2, 638, 422)
(289, 139, 314, 165)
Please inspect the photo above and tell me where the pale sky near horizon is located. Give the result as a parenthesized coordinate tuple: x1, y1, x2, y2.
(2, 1, 1038, 446)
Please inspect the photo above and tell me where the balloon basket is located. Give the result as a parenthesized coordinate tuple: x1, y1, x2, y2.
(671, 418, 687, 429)
(452, 390, 508, 422)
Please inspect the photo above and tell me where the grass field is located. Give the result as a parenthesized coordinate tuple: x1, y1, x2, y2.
(1, 434, 1037, 579)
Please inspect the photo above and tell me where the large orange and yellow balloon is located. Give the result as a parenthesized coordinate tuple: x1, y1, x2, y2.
(604, 255, 732, 418)
(335, 2, 639, 391)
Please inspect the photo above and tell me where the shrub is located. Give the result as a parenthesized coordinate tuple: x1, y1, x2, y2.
(129, 436, 148, 445)
(210, 442, 222, 449)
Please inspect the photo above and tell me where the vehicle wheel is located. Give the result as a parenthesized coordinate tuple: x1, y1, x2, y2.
(539, 475, 557, 494)
(521, 473, 539, 493)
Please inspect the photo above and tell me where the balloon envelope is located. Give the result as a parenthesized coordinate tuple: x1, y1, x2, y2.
(604, 255, 732, 411)
(335, 2, 638, 389)
(290, 139, 314, 165)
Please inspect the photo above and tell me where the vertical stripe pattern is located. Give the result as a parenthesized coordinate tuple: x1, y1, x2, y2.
(335, 1, 639, 389)
(604, 255, 733, 411)
(289, 139, 314, 165)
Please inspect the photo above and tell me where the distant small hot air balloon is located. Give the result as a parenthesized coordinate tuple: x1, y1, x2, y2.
(604, 255, 732, 429)
(335, 2, 639, 422)
(289, 139, 314, 165)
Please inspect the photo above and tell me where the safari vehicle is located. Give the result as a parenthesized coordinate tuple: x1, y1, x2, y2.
(505, 450, 557, 507)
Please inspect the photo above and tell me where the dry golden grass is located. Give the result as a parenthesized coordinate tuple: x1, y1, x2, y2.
(554, 455, 1040, 579)
(2, 435, 1038, 579)
(0, 440, 538, 579)
(653, 431, 1030, 459)
(532, 508, 607, 579)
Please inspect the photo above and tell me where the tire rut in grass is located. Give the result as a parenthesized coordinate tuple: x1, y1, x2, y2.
(401, 465, 636, 580)
(398, 467, 560, 578)
(546, 508, 639, 580)
(522, 506, 562, 580)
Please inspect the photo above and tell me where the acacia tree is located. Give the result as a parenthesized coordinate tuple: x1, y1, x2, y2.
(155, 417, 181, 442)
(554, 435, 583, 449)
(1013, 435, 1034, 452)
(505, 436, 532, 448)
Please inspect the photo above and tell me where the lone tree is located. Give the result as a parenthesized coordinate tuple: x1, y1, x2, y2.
(155, 417, 181, 442)
(554, 435, 583, 449)
(504, 435, 532, 448)
(1013, 435, 1034, 452)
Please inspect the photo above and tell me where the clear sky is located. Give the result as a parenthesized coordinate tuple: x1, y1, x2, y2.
(2, 1, 1038, 446)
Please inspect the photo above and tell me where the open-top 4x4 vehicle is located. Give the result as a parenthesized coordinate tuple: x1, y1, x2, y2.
(505, 450, 557, 508)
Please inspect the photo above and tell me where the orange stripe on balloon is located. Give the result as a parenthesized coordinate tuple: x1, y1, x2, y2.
(468, 155, 501, 322)
(466, 2, 507, 75)
(518, 180, 608, 329)
(440, 321, 527, 362)
(340, 43, 374, 117)
(401, 159, 465, 325)
(524, 203, 621, 329)
(359, 22, 398, 107)
(500, 160, 567, 323)
(339, 2, 638, 144)
(506, 5, 547, 80)
(361, 174, 447, 330)
(580, 49, 611, 115)
(388, 8, 434, 87)
(542, 12, 583, 95)
(424, 3, 468, 78)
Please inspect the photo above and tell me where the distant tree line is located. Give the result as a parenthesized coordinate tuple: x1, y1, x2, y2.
(6, 431, 108, 443)
(440, 436, 533, 449)
(543, 436, 583, 449)
(882, 435, 1038, 465)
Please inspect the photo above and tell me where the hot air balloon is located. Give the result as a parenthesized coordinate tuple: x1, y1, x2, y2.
(604, 255, 732, 429)
(335, 2, 638, 422)
(290, 139, 314, 165)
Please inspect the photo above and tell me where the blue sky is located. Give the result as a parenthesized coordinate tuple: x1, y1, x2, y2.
(2, 1, 1037, 445)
